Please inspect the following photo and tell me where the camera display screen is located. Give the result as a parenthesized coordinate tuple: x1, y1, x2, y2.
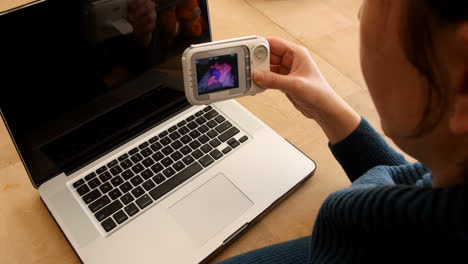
(195, 54, 239, 95)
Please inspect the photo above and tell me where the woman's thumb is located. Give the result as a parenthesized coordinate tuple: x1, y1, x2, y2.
(253, 70, 294, 92)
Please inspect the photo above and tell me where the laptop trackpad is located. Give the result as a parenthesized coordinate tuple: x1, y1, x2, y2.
(168, 173, 253, 246)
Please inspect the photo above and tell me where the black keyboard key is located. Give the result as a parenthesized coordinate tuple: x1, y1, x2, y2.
(169, 131, 181, 140)
(73, 179, 85, 188)
(177, 120, 187, 127)
(171, 140, 183, 150)
(201, 144, 213, 153)
(199, 155, 214, 167)
(130, 175, 143, 187)
(161, 157, 174, 167)
(96, 166, 107, 174)
(142, 157, 155, 168)
(107, 159, 118, 168)
(110, 165, 123, 176)
(192, 149, 203, 159)
(198, 135, 209, 144)
(131, 153, 143, 163)
(141, 169, 154, 180)
(120, 159, 133, 169)
(125, 203, 140, 216)
(187, 121, 198, 130)
(195, 116, 207, 125)
(109, 189, 122, 200)
(168, 125, 178, 132)
(131, 186, 145, 198)
(136, 194, 153, 209)
(111, 176, 124, 187)
(222, 146, 232, 154)
(218, 127, 240, 142)
(89, 196, 111, 213)
(77, 184, 90, 196)
(239, 135, 248, 143)
(101, 218, 117, 232)
(215, 121, 232, 133)
(121, 170, 135, 180)
(186, 115, 195, 122)
(206, 120, 217, 128)
(180, 146, 192, 155)
(121, 193, 134, 205)
(182, 155, 195, 165)
(83, 189, 101, 204)
(228, 138, 240, 148)
(178, 126, 190, 135)
(209, 138, 221, 148)
(99, 171, 112, 182)
(203, 106, 213, 112)
(150, 142, 162, 152)
(198, 124, 209, 134)
(207, 129, 218, 138)
(162, 146, 174, 155)
(159, 131, 168, 138)
(113, 210, 128, 224)
(143, 179, 156, 191)
(210, 149, 223, 160)
(189, 130, 201, 139)
(170, 151, 183, 161)
(85, 172, 96, 181)
(149, 136, 159, 144)
(195, 110, 204, 117)
(163, 167, 176, 178)
(189, 140, 201, 149)
(139, 142, 149, 149)
(173, 161, 185, 171)
(152, 151, 164, 162)
(160, 137, 171, 146)
(95, 200, 123, 222)
(141, 148, 153, 157)
(153, 173, 166, 184)
(180, 135, 191, 144)
(100, 182, 113, 193)
(204, 110, 218, 120)
(132, 163, 144, 174)
(151, 163, 164, 174)
(118, 153, 129, 162)
(88, 178, 101, 189)
(149, 163, 202, 201)
(120, 182, 133, 193)
(215, 115, 226, 123)
(129, 147, 139, 155)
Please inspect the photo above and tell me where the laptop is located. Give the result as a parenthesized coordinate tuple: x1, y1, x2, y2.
(0, 0, 316, 263)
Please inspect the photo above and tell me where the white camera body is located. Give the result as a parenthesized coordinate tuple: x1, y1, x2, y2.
(182, 36, 270, 105)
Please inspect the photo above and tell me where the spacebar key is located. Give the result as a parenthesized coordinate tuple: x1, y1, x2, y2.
(149, 162, 202, 201)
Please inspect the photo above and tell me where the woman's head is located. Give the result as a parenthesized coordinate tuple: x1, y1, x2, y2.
(359, 0, 468, 184)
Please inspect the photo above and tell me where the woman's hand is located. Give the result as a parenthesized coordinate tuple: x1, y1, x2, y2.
(128, 0, 157, 48)
(253, 37, 361, 144)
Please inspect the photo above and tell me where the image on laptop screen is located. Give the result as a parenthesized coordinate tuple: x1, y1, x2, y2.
(0, 0, 211, 186)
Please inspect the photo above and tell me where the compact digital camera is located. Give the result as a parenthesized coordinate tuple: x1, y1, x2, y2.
(182, 36, 270, 105)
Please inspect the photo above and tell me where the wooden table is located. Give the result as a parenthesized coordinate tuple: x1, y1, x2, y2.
(0, 0, 412, 263)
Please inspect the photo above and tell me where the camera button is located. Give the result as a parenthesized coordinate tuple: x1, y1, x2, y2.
(254, 45, 268, 62)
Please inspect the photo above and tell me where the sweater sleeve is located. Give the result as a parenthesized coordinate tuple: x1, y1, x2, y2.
(329, 117, 409, 182)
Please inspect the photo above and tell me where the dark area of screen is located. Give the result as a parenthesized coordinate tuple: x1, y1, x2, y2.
(0, 0, 211, 186)
(195, 54, 239, 95)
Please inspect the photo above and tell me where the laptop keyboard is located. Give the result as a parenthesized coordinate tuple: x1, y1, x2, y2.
(71, 106, 249, 234)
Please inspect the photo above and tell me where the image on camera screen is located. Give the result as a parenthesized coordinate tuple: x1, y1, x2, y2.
(196, 54, 239, 95)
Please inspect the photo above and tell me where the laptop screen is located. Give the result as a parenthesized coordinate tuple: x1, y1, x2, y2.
(0, 0, 211, 187)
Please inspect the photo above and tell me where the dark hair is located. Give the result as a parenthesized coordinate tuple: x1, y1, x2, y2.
(401, 1, 468, 136)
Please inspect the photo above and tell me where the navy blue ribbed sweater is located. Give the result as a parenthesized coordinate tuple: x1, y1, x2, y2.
(218, 118, 467, 264)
